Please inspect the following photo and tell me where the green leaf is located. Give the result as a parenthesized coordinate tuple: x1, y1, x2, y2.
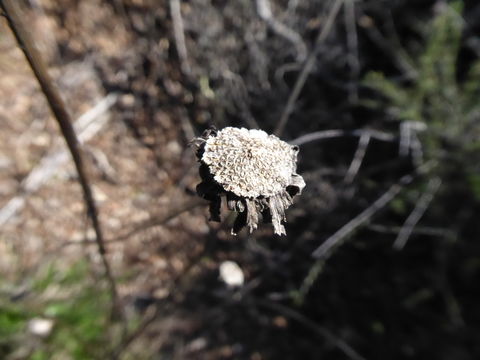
(467, 174, 480, 200)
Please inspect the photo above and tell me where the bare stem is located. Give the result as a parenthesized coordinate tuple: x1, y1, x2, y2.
(169, 0, 191, 75)
(312, 161, 436, 259)
(0, 0, 120, 315)
(344, 132, 371, 183)
(256, 0, 307, 61)
(393, 177, 441, 250)
(344, 0, 359, 102)
(274, 0, 344, 137)
(289, 128, 395, 146)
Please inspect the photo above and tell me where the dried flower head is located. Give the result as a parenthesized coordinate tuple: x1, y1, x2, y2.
(193, 126, 305, 235)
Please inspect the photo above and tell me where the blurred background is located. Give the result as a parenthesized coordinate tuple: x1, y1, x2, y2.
(1, 0, 480, 359)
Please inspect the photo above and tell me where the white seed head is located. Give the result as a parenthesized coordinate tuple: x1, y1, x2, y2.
(201, 127, 298, 198)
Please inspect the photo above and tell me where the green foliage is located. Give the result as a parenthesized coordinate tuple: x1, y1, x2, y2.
(0, 305, 29, 338)
(364, 2, 480, 160)
(389, 197, 407, 215)
(467, 174, 480, 200)
(43, 288, 110, 359)
(0, 260, 118, 360)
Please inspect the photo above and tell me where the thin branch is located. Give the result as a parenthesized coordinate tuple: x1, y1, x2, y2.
(393, 177, 441, 250)
(112, 198, 204, 242)
(367, 223, 454, 239)
(289, 128, 395, 146)
(399, 121, 426, 166)
(312, 175, 409, 258)
(256, 0, 307, 61)
(361, 17, 417, 80)
(344, 132, 370, 183)
(169, 0, 191, 75)
(312, 161, 436, 259)
(399, 121, 412, 156)
(110, 305, 162, 359)
(85, 144, 118, 183)
(0, 0, 120, 315)
(297, 258, 325, 302)
(296, 162, 437, 300)
(221, 70, 260, 129)
(274, 0, 344, 137)
(255, 298, 366, 360)
(179, 108, 197, 140)
(344, 0, 360, 102)
(63, 197, 205, 246)
(410, 132, 424, 167)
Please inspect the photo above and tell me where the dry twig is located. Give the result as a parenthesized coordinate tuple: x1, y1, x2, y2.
(290, 128, 395, 146)
(256, 0, 307, 61)
(367, 224, 454, 239)
(361, 13, 417, 80)
(393, 177, 442, 250)
(0, 0, 120, 316)
(221, 70, 260, 129)
(169, 0, 191, 75)
(344, 132, 370, 183)
(63, 197, 205, 246)
(296, 162, 436, 300)
(344, 0, 360, 102)
(399, 121, 427, 166)
(312, 161, 436, 259)
(274, 0, 344, 137)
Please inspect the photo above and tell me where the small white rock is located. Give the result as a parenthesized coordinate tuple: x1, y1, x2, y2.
(28, 317, 54, 337)
(219, 261, 244, 287)
(186, 337, 208, 352)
